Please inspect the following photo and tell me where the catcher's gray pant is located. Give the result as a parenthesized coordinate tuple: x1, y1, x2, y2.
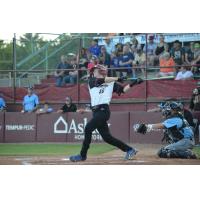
(164, 138, 194, 151)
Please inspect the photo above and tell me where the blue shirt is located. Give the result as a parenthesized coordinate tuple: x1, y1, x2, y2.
(23, 94, 39, 112)
(119, 52, 134, 68)
(89, 45, 101, 56)
(0, 98, 6, 109)
(162, 117, 193, 139)
(111, 56, 119, 68)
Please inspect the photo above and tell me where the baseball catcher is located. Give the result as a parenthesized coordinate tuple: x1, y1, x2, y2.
(137, 101, 197, 159)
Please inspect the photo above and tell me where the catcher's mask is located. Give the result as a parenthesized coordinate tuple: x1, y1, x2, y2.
(161, 101, 182, 118)
(90, 64, 108, 76)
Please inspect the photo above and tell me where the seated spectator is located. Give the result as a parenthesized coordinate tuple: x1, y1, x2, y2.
(88, 39, 101, 57)
(143, 35, 157, 66)
(190, 86, 200, 111)
(0, 93, 6, 111)
(36, 102, 53, 114)
(175, 64, 193, 80)
(119, 44, 134, 77)
(157, 52, 175, 77)
(54, 55, 71, 87)
(104, 37, 115, 55)
(115, 43, 123, 57)
(132, 49, 146, 77)
(57, 96, 77, 113)
(170, 40, 185, 70)
(21, 87, 39, 113)
(67, 57, 78, 84)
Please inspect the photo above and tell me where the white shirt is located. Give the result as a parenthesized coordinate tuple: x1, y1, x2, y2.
(89, 81, 115, 107)
(175, 70, 193, 80)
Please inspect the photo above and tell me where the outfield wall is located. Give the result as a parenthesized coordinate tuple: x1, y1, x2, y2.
(0, 112, 199, 144)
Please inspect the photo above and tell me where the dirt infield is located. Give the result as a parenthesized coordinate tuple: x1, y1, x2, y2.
(0, 144, 199, 165)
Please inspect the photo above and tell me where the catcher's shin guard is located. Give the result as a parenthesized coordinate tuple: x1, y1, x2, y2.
(157, 148, 197, 159)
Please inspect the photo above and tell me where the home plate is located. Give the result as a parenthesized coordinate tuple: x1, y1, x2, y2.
(133, 160, 147, 163)
(61, 158, 70, 161)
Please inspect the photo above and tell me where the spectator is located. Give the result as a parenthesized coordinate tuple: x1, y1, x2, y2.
(175, 64, 193, 80)
(22, 87, 39, 113)
(0, 93, 6, 112)
(170, 40, 185, 67)
(104, 37, 115, 55)
(54, 55, 71, 87)
(143, 35, 157, 66)
(78, 48, 88, 78)
(115, 43, 123, 56)
(155, 35, 167, 57)
(157, 52, 175, 77)
(67, 57, 78, 84)
(163, 43, 170, 53)
(132, 49, 146, 77)
(191, 43, 200, 77)
(99, 46, 111, 74)
(185, 42, 195, 64)
(110, 52, 120, 77)
(57, 96, 77, 113)
(36, 102, 53, 114)
(119, 44, 134, 77)
(189, 86, 200, 111)
(131, 37, 141, 54)
(88, 39, 101, 57)
(79, 48, 89, 67)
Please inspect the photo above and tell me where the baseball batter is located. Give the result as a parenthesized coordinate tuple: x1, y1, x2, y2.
(70, 64, 143, 162)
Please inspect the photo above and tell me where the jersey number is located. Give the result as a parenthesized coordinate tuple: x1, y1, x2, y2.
(99, 88, 105, 94)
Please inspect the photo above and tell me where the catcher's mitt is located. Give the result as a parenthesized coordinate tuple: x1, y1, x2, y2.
(136, 123, 147, 134)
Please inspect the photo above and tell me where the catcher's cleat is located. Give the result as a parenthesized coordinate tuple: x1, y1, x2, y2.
(125, 148, 138, 160)
(69, 154, 87, 162)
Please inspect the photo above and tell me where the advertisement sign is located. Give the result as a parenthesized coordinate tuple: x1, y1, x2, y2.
(0, 112, 4, 142)
(37, 114, 67, 142)
(4, 112, 36, 142)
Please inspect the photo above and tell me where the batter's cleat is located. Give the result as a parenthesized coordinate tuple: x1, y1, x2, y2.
(69, 154, 87, 162)
(125, 148, 138, 160)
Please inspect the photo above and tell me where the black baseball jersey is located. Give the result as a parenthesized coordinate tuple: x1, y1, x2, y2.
(88, 77, 124, 107)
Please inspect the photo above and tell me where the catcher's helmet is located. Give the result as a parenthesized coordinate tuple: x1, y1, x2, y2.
(161, 101, 182, 117)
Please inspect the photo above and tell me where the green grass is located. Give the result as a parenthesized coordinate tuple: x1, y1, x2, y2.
(193, 146, 200, 159)
(0, 143, 115, 156)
